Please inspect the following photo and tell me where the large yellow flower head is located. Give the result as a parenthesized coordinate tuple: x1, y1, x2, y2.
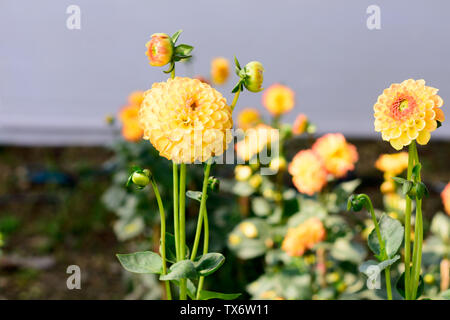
(236, 124, 279, 161)
(282, 218, 326, 257)
(374, 79, 445, 150)
(237, 108, 261, 130)
(119, 104, 143, 142)
(139, 77, 233, 163)
(375, 152, 409, 175)
(441, 183, 450, 216)
(312, 133, 358, 178)
(288, 149, 327, 196)
(211, 57, 230, 85)
(262, 84, 295, 116)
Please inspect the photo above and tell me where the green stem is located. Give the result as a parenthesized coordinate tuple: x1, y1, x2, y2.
(230, 89, 241, 111)
(404, 141, 416, 299)
(385, 267, 392, 300)
(361, 194, 385, 255)
(179, 163, 187, 300)
(150, 177, 172, 300)
(173, 163, 180, 260)
(190, 161, 212, 261)
(196, 208, 209, 300)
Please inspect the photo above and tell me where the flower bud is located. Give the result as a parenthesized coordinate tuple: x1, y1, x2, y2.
(208, 176, 220, 192)
(243, 61, 264, 92)
(145, 33, 174, 67)
(131, 171, 150, 188)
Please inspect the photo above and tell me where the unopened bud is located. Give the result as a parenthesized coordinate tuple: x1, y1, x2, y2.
(145, 33, 174, 67)
(243, 61, 264, 92)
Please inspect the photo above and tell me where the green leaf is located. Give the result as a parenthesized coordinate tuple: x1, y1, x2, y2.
(396, 272, 424, 299)
(437, 120, 442, 129)
(330, 238, 367, 264)
(231, 81, 243, 93)
(232, 181, 254, 197)
(160, 233, 189, 263)
(234, 56, 241, 70)
(160, 260, 198, 281)
(402, 181, 413, 195)
(368, 214, 404, 259)
(198, 290, 241, 300)
(359, 255, 400, 276)
(392, 177, 407, 184)
(194, 253, 225, 276)
(175, 44, 193, 56)
(186, 190, 204, 202)
(116, 251, 162, 274)
(171, 29, 183, 43)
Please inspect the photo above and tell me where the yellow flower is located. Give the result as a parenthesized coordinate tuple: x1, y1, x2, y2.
(374, 79, 445, 150)
(119, 105, 143, 142)
(282, 218, 326, 257)
(145, 33, 173, 67)
(375, 152, 409, 175)
(239, 222, 258, 238)
(292, 114, 308, 135)
(441, 183, 450, 215)
(236, 124, 279, 161)
(269, 157, 287, 172)
(384, 193, 407, 212)
(234, 165, 252, 181)
(237, 108, 261, 130)
(139, 77, 233, 163)
(380, 179, 396, 194)
(211, 57, 230, 85)
(128, 90, 145, 106)
(262, 84, 295, 116)
(288, 149, 327, 196)
(228, 234, 241, 245)
(312, 133, 358, 178)
(248, 174, 262, 189)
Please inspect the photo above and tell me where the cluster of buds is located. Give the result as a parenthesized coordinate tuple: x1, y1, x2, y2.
(145, 30, 193, 73)
(126, 166, 152, 189)
(232, 57, 264, 93)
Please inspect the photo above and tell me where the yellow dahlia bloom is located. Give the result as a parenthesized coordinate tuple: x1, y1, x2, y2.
(375, 152, 409, 175)
(262, 84, 295, 116)
(128, 90, 144, 106)
(312, 133, 358, 178)
(139, 77, 233, 163)
(236, 124, 279, 161)
(288, 150, 327, 196)
(293, 114, 308, 135)
(237, 108, 261, 130)
(211, 57, 230, 85)
(374, 79, 445, 150)
(441, 183, 450, 215)
(282, 218, 326, 257)
(119, 105, 143, 142)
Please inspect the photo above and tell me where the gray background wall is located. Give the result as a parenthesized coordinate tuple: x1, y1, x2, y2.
(1, 0, 449, 145)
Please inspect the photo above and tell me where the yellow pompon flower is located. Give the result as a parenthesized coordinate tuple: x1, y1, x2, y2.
(312, 133, 358, 178)
(237, 108, 261, 130)
(128, 91, 144, 106)
(234, 165, 252, 181)
(441, 183, 450, 215)
(282, 218, 326, 257)
(262, 84, 295, 116)
(374, 79, 445, 150)
(288, 150, 327, 196)
(375, 152, 409, 175)
(293, 114, 308, 135)
(236, 124, 279, 161)
(211, 57, 230, 85)
(139, 77, 233, 163)
(119, 105, 143, 142)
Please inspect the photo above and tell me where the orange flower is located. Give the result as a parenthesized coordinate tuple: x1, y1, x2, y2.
(375, 152, 409, 175)
(292, 114, 308, 135)
(441, 183, 450, 215)
(262, 84, 295, 116)
(236, 124, 279, 161)
(211, 57, 230, 85)
(119, 105, 143, 142)
(374, 79, 445, 150)
(312, 133, 358, 178)
(237, 108, 261, 130)
(145, 33, 173, 67)
(288, 150, 327, 195)
(128, 91, 144, 106)
(282, 218, 326, 257)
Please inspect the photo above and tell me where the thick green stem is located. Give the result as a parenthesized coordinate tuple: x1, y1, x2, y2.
(361, 194, 385, 255)
(196, 208, 209, 300)
(173, 163, 180, 260)
(150, 177, 172, 300)
(230, 89, 241, 111)
(404, 141, 416, 299)
(385, 267, 392, 300)
(190, 161, 212, 261)
(179, 163, 187, 300)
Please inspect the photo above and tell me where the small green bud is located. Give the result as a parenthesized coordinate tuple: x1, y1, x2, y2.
(347, 194, 363, 212)
(243, 61, 264, 92)
(131, 171, 150, 188)
(208, 176, 220, 192)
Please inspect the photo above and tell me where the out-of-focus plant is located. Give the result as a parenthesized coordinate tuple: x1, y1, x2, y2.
(227, 84, 367, 300)
(349, 79, 446, 300)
